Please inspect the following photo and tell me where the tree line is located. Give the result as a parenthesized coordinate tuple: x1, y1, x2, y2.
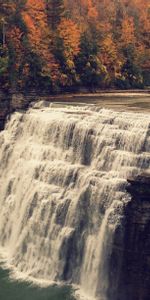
(0, 0, 149, 93)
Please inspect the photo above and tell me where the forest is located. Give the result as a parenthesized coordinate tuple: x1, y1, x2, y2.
(0, 0, 149, 93)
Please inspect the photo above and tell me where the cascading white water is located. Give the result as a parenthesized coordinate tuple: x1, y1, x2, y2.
(0, 103, 149, 299)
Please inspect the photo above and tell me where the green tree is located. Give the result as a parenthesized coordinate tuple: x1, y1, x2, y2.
(24, 52, 51, 90)
(76, 33, 107, 90)
(46, 0, 64, 31)
(0, 45, 9, 89)
(116, 45, 144, 89)
(0, 0, 28, 90)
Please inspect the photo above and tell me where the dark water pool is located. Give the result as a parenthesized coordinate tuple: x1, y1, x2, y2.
(0, 267, 75, 300)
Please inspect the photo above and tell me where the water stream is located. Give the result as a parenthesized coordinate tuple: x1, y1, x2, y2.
(0, 104, 149, 299)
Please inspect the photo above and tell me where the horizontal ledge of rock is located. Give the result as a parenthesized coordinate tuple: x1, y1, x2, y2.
(127, 172, 150, 185)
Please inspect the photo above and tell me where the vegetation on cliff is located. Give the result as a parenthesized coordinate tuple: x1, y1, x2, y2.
(0, 0, 149, 92)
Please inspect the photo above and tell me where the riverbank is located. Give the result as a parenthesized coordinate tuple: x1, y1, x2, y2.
(0, 89, 150, 130)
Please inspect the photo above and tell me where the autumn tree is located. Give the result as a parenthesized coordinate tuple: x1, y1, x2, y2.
(0, 1, 10, 88)
(133, 0, 150, 86)
(0, 0, 149, 91)
(55, 17, 81, 88)
(22, 0, 59, 90)
(0, 0, 27, 89)
(121, 16, 136, 46)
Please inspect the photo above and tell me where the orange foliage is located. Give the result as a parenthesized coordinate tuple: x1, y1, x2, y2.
(7, 26, 24, 70)
(22, 0, 49, 53)
(22, 0, 59, 81)
(1, 0, 149, 88)
(100, 34, 123, 77)
(121, 16, 136, 45)
(87, 0, 98, 20)
(58, 18, 81, 59)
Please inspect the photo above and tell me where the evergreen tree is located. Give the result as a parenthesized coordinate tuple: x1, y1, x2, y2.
(46, 0, 64, 31)
(116, 45, 144, 89)
(0, 45, 9, 89)
(0, 1, 27, 90)
(76, 33, 107, 90)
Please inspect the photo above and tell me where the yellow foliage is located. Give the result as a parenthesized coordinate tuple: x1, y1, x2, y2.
(58, 18, 81, 59)
(121, 16, 136, 45)
(22, 0, 60, 82)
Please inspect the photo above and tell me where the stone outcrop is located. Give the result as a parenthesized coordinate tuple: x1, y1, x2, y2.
(0, 91, 10, 130)
(112, 173, 150, 300)
(0, 91, 38, 130)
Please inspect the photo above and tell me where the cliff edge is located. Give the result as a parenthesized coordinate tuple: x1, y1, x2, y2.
(117, 173, 150, 300)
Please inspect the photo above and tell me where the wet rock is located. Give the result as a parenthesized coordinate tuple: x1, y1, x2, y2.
(111, 173, 150, 300)
(0, 91, 10, 130)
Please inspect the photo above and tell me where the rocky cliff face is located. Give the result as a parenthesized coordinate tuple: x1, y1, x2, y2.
(0, 91, 10, 130)
(110, 174, 150, 300)
(0, 91, 38, 130)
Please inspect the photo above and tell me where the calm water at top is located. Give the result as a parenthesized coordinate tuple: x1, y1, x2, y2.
(48, 92, 150, 112)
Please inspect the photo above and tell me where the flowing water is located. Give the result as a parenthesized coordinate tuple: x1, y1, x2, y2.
(0, 103, 149, 300)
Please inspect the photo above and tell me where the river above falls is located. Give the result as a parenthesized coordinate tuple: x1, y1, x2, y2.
(45, 91, 150, 113)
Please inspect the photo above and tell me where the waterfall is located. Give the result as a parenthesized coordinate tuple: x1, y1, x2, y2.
(0, 103, 149, 299)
